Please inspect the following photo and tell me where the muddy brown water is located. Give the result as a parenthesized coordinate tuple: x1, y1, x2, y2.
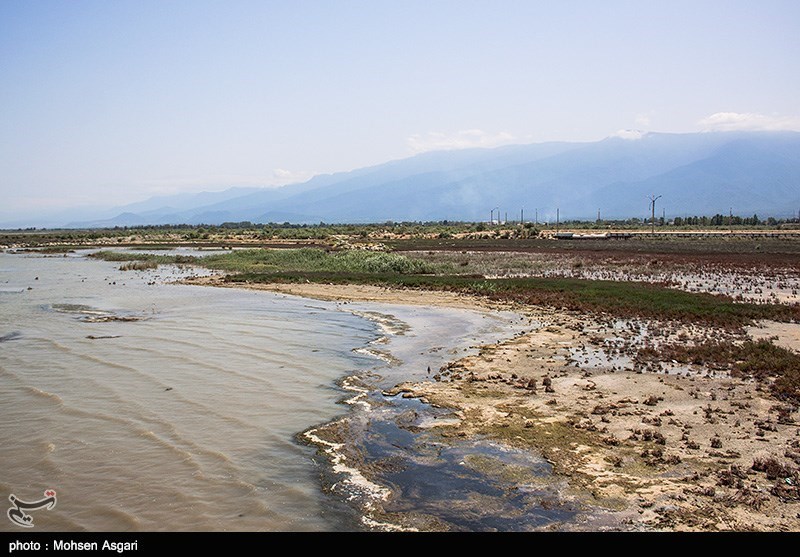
(1, 250, 537, 531)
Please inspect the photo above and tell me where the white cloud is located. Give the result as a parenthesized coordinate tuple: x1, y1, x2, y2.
(611, 129, 646, 140)
(407, 129, 517, 153)
(698, 112, 800, 132)
(271, 168, 316, 185)
(634, 114, 651, 127)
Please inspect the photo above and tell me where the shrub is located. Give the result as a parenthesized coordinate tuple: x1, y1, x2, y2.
(120, 260, 158, 271)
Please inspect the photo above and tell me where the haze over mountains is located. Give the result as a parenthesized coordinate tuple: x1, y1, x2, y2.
(11, 131, 800, 228)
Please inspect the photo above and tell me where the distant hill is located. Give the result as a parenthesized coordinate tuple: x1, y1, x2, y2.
(46, 130, 800, 228)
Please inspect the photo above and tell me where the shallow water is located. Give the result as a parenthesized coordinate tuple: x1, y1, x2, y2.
(0, 251, 520, 531)
(357, 395, 578, 531)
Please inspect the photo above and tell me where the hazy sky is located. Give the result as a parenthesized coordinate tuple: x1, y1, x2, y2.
(1, 0, 799, 217)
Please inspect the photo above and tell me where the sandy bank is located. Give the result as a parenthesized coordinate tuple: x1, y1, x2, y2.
(183, 275, 505, 312)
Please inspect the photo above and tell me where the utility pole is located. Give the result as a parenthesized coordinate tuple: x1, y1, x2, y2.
(729, 207, 733, 233)
(490, 208, 493, 224)
(556, 208, 560, 234)
(648, 194, 662, 234)
(504, 211, 507, 225)
(535, 209, 538, 225)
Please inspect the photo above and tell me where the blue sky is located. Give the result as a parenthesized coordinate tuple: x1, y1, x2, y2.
(1, 0, 798, 217)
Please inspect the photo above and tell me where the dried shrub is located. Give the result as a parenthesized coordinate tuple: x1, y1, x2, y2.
(752, 457, 795, 480)
(638, 339, 800, 403)
(717, 465, 747, 489)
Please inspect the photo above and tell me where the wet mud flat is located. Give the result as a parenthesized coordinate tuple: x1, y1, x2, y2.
(297, 324, 647, 532)
(301, 389, 615, 532)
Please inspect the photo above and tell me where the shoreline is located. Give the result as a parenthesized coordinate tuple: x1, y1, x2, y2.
(182, 274, 511, 311)
(184, 275, 800, 531)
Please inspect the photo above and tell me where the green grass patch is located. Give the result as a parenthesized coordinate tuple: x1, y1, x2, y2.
(491, 277, 798, 326)
(201, 248, 440, 275)
(222, 270, 800, 327)
(119, 260, 159, 271)
(89, 250, 198, 265)
(33, 246, 78, 253)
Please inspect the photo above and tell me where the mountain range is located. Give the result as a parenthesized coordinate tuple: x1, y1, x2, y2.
(15, 130, 800, 228)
